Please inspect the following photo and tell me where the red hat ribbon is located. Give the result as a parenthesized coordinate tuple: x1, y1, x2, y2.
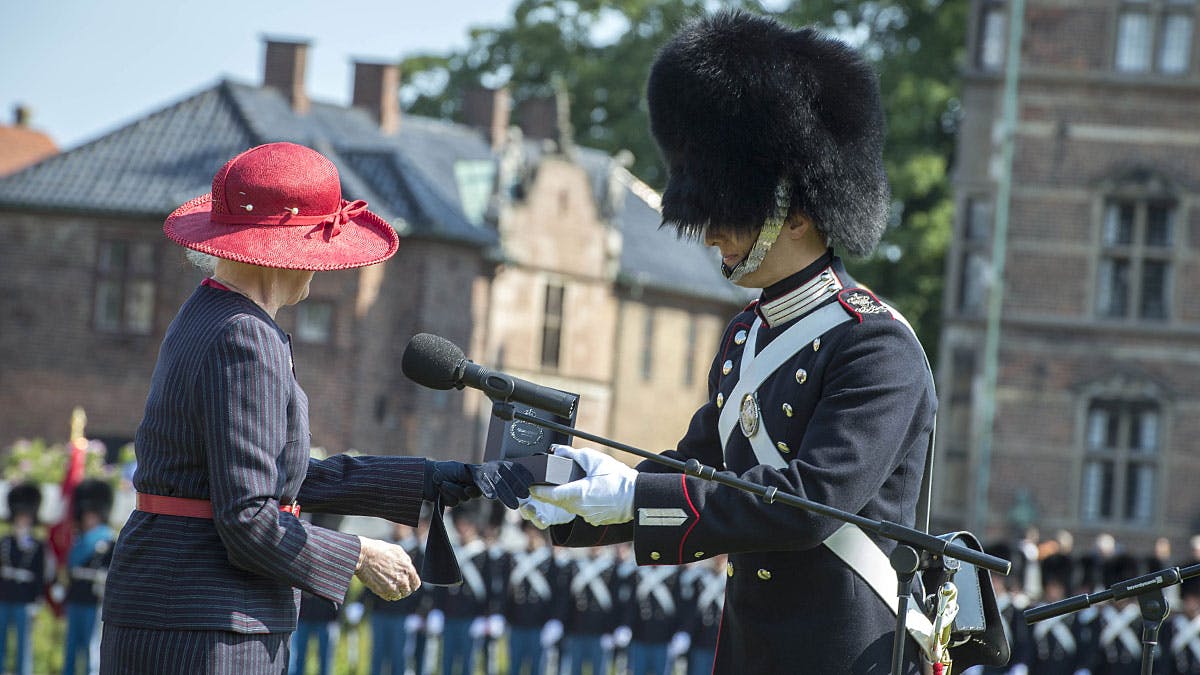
(211, 199, 370, 242)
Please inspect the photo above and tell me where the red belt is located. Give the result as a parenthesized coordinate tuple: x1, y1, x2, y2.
(136, 493, 301, 519)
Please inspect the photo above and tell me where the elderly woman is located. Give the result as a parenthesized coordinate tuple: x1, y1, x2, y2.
(99, 142, 530, 674)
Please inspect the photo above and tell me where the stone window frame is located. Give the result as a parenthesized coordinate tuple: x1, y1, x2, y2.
(1111, 0, 1197, 76)
(1075, 376, 1169, 528)
(93, 237, 157, 335)
(1090, 169, 1180, 322)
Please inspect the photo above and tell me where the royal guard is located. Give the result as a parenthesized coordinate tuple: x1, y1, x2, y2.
(0, 482, 49, 675)
(366, 521, 429, 675)
(1091, 554, 1148, 674)
(563, 547, 622, 675)
(501, 520, 567, 675)
(681, 554, 726, 675)
(1030, 553, 1085, 675)
(624, 563, 681, 675)
(1162, 573, 1200, 674)
(429, 507, 491, 675)
(62, 478, 114, 675)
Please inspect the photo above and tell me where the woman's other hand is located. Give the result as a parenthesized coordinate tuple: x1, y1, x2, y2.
(355, 536, 420, 601)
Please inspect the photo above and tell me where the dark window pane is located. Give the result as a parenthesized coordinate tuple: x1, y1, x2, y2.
(98, 241, 127, 274)
(683, 316, 697, 387)
(95, 281, 122, 332)
(1146, 204, 1174, 246)
(129, 242, 156, 275)
(1103, 202, 1135, 245)
(1125, 463, 1154, 521)
(641, 309, 655, 380)
(541, 284, 564, 369)
(1140, 260, 1168, 319)
(1099, 258, 1130, 317)
(1082, 459, 1114, 520)
(1130, 407, 1160, 454)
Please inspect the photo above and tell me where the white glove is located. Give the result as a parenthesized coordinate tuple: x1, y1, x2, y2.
(404, 614, 424, 633)
(600, 634, 614, 651)
(529, 445, 637, 526)
(426, 609, 445, 636)
(613, 625, 632, 648)
(344, 602, 365, 625)
(518, 496, 576, 530)
(668, 631, 691, 657)
(469, 616, 487, 639)
(50, 584, 65, 604)
(540, 619, 564, 647)
(487, 613, 506, 637)
(1009, 665, 1029, 675)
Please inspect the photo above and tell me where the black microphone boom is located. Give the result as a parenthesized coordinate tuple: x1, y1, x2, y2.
(402, 333, 578, 419)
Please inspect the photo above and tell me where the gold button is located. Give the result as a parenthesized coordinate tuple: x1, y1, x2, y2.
(650, 552, 661, 561)
(776, 442, 790, 454)
(782, 403, 793, 417)
(757, 568, 772, 581)
(795, 369, 807, 384)
(694, 551, 705, 559)
(722, 360, 733, 375)
(812, 338, 821, 352)
(726, 563, 734, 577)
(716, 393, 724, 408)
(734, 330, 747, 345)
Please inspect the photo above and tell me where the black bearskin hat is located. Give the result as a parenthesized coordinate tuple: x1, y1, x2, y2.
(647, 10, 889, 256)
(1102, 553, 1142, 588)
(7, 482, 42, 523)
(1041, 553, 1074, 591)
(72, 479, 114, 523)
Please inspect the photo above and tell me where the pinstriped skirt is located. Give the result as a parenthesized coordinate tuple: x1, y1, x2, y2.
(99, 624, 289, 675)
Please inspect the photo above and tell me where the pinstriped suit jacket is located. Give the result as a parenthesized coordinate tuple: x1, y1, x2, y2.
(102, 284, 425, 634)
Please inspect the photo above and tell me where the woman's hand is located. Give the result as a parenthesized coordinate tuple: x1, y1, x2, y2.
(355, 536, 420, 602)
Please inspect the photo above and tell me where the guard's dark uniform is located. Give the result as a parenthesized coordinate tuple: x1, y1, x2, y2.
(553, 253, 935, 674)
(432, 537, 491, 675)
(680, 560, 725, 675)
(502, 541, 567, 675)
(563, 550, 622, 675)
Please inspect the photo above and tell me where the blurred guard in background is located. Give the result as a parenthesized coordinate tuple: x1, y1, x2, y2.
(0, 482, 48, 675)
(63, 479, 114, 675)
(502, 520, 567, 675)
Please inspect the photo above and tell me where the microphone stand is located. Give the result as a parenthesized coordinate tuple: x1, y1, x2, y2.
(1025, 563, 1200, 675)
(492, 403, 1011, 675)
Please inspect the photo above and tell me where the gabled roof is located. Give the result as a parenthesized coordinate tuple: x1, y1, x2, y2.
(0, 80, 495, 247)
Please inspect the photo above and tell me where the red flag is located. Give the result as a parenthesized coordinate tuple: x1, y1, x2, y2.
(46, 436, 86, 615)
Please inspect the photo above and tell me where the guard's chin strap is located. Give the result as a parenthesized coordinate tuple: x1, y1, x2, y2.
(721, 180, 792, 282)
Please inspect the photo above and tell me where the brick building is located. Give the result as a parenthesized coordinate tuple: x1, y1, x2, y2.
(938, 0, 1200, 552)
(0, 38, 742, 466)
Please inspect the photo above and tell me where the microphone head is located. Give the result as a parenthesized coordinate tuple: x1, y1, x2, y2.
(402, 333, 466, 390)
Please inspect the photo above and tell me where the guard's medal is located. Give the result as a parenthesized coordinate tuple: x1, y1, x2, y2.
(739, 393, 761, 437)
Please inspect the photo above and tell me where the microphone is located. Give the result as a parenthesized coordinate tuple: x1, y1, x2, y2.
(402, 334, 578, 419)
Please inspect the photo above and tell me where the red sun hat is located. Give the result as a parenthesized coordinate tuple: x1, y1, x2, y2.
(164, 142, 399, 271)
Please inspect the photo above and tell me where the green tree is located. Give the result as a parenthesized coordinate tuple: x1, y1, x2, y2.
(401, 0, 966, 363)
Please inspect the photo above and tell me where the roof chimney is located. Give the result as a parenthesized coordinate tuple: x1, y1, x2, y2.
(463, 87, 510, 149)
(351, 61, 400, 135)
(517, 85, 573, 155)
(263, 38, 310, 114)
(12, 104, 30, 127)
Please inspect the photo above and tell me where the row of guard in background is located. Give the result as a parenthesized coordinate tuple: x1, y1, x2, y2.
(975, 542, 1200, 675)
(352, 505, 725, 675)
